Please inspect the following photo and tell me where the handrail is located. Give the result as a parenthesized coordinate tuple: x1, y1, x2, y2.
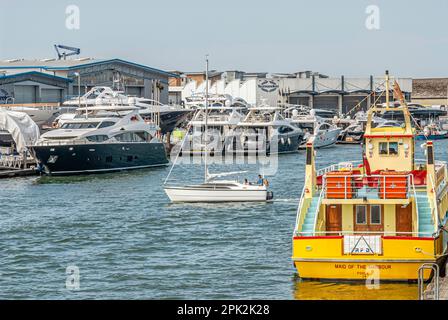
(312, 179, 325, 235)
(294, 184, 307, 231)
(294, 230, 435, 237)
(428, 174, 440, 234)
(322, 173, 414, 199)
(418, 263, 439, 300)
(410, 174, 420, 234)
(316, 160, 363, 177)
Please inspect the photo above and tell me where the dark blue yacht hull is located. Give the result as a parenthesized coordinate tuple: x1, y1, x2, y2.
(31, 142, 169, 175)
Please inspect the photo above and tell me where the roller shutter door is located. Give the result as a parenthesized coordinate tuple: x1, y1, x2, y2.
(41, 89, 62, 103)
(14, 85, 36, 103)
(313, 95, 339, 111)
(290, 96, 310, 107)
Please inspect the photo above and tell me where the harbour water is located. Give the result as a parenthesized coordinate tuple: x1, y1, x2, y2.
(1, 141, 446, 300)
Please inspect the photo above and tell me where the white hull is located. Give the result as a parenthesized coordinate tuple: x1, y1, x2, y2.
(8, 107, 60, 126)
(164, 185, 269, 202)
(312, 128, 341, 148)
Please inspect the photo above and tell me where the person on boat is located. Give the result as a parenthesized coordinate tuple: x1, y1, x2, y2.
(244, 178, 249, 185)
(263, 178, 269, 187)
(257, 175, 263, 186)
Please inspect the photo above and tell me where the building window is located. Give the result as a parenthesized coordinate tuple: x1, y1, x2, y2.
(370, 205, 381, 224)
(355, 205, 367, 224)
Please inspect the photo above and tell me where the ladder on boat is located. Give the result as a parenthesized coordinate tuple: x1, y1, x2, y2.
(418, 263, 439, 300)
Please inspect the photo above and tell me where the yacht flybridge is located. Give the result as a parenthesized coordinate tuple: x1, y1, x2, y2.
(163, 57, 273, 203)
(292, 72, 448, 281)
(63, 86, 191, 134)
(30, 105, 168, 175)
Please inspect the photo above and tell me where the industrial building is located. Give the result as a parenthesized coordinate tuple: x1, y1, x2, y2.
(0, 58, 176, 104)
(170, 70, 412, 113)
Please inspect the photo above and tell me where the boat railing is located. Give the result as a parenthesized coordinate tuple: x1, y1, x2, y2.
(428, 174, 440, 233)
(294, 230, 435, 237)
(312, 184, 325, 235)
(294, 183, 308, 231)
(32, 138, 153, 147)
(321, 173, 414, 200)
(410, 174, 420, 234)
(0, 154, 24, 169)
(316, 160, 362, 177)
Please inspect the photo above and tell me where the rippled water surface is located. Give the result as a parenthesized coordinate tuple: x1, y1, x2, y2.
(1, 141, 446, 299)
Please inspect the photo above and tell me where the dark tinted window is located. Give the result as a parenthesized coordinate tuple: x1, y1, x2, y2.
(98, 121, 116, 128)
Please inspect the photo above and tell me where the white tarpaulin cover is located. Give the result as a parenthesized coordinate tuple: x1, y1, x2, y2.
(0, 109, 40, 153)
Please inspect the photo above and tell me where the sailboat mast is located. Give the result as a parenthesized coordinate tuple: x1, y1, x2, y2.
(204, 55, 209, 182)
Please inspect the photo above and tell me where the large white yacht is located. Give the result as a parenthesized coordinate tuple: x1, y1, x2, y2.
(30, 105, 168, 175)
(180, 105, 247, 155)
(63, 86, 191, 134)
(227, 104, 304, 155)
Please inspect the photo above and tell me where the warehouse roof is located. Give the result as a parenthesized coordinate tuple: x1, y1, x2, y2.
(0, 71, 72, 82)
(0, 58, 178, 77)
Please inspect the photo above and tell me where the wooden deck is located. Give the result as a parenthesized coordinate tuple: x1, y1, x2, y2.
(0, 168, 37, 179)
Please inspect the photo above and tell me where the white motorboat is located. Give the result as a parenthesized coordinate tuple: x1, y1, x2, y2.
(285, 108, 341, 148)
(163, 57, 273, 203)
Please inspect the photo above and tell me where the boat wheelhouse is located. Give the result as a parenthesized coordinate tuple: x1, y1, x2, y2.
(292, 74, 448, 281)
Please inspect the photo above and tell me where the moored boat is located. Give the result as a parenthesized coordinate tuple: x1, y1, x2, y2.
(292, 72, 448, 281)
(30, 106, 168, 175)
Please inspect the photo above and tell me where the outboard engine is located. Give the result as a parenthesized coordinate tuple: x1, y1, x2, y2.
(266, 191, 274, 201)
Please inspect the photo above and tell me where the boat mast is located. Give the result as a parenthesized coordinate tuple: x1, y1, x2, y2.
(204, 55, 209, 182)
(385, 70, 390, 111)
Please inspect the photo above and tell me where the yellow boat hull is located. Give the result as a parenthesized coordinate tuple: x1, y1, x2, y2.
(293, 260, 434, 281)
(292, 236, 444, 281)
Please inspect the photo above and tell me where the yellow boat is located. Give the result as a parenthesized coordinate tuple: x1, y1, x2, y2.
(292, 72, 448, 282)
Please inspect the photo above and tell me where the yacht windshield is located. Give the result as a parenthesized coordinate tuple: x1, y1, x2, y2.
(61, 122, 100, 129)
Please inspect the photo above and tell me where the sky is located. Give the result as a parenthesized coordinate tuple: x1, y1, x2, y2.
(1, 0, 448, 78)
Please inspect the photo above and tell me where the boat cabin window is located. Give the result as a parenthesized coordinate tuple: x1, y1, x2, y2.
(86, 135, 109, 142)
(379, 142, 398, 156)
(61, 122, 100, 129)
(370, 205, 381, 224)
(113, 132, 149, 142)
(98, 121, 116, 128)
(355, 205, 367, 224)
